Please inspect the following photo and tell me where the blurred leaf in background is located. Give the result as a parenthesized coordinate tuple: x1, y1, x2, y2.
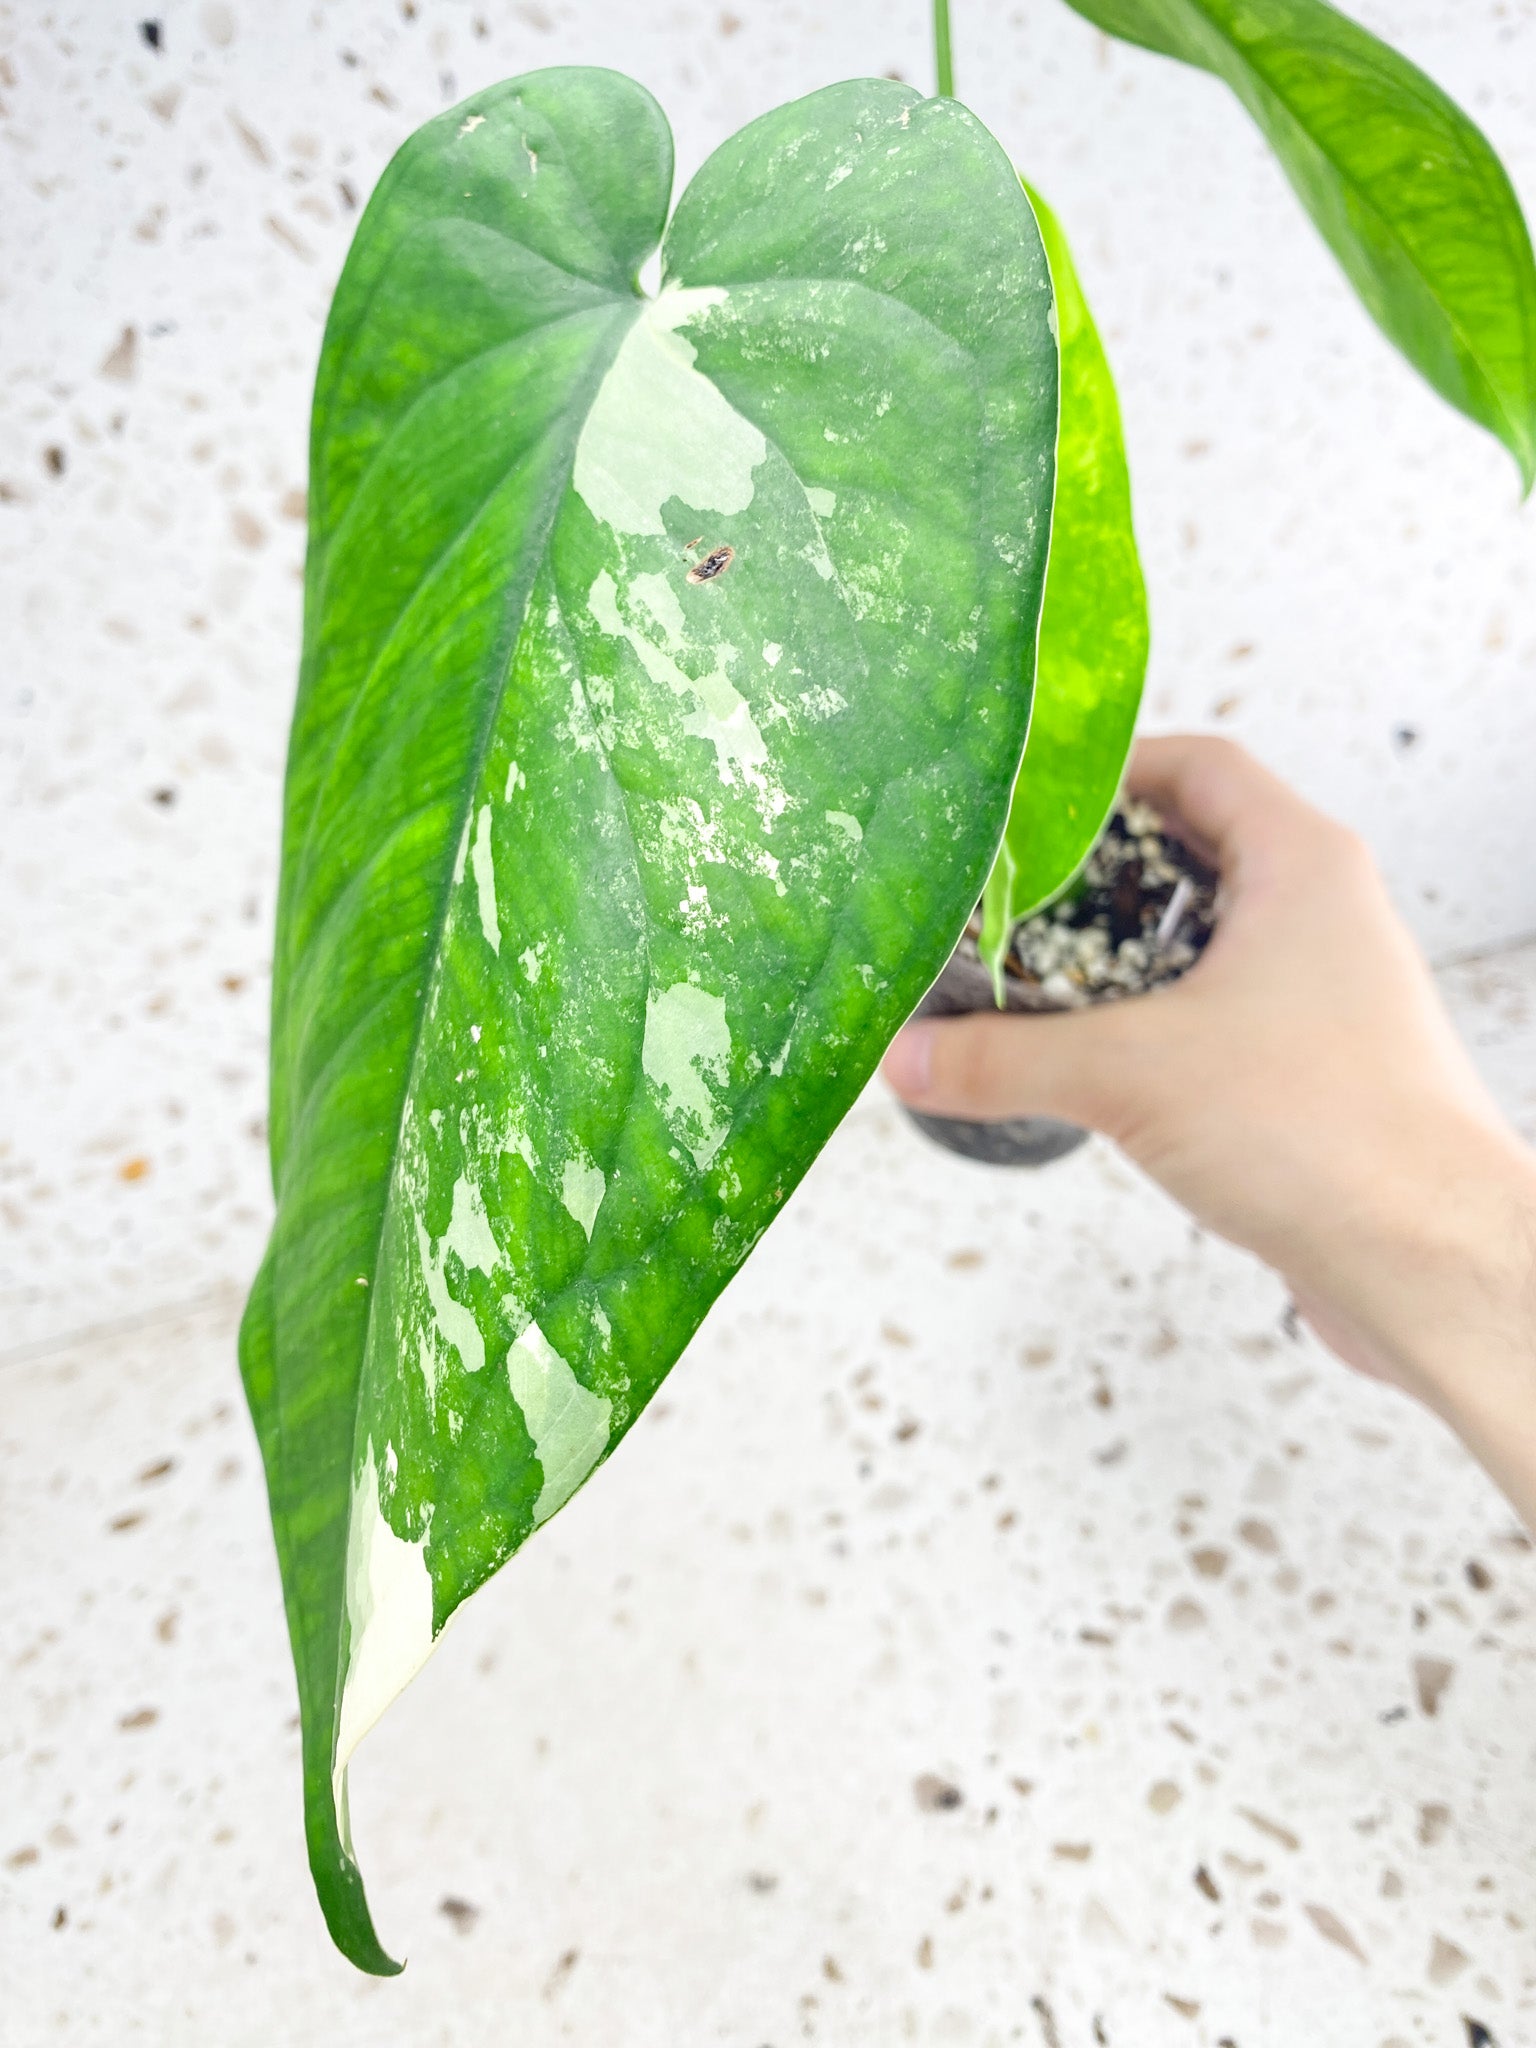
(1063, 0, 1536, 489)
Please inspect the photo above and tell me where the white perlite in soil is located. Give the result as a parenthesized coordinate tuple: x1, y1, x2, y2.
(937, 801, 1220, 1016)
(1005, 799, 1218, 1007)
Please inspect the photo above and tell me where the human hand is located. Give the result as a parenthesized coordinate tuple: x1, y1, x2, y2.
(882, 735, 1536, 1526)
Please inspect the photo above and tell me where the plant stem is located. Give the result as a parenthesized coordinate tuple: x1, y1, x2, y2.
(933, 0, 955, 98)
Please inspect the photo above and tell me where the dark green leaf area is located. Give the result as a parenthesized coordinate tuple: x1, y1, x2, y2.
(1063, 0, 1536, 487)
(310, 67, 672, 536)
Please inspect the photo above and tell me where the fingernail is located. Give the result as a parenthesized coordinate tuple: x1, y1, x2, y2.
(882, 1020, 934, 1099)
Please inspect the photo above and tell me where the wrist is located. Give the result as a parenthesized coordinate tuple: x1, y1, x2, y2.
(1305, 1111, 1536, 1524)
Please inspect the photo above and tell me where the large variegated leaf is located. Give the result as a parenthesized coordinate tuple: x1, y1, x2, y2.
(980, 183, 1147, 986)
(241, 66, 1058, 1971)
(1063, 0, 1536, 489)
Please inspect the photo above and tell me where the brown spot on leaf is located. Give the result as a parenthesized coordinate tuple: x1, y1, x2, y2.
(685, 543, 734, 585)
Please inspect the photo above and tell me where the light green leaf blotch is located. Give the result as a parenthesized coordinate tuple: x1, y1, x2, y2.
(560, 1152, 607, 1239)
(643, 980, 732, 1169)
(587, 569, 770, 789)
(469, 803, 500, 955)
(980, 183, 1147, 987)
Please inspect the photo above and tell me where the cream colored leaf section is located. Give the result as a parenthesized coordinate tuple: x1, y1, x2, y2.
(332, 1444, 435, 1830)
(506, 1321, 613, 1526)
(572, 284, 766, 536)
(587, 569, 768, 790)
(642, 979, 732, 1169)
(560, 1149, 607, 1239)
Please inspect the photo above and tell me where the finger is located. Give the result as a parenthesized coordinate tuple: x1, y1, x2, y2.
(882, 1002, 1155, 1129)
(1127, 734, 1327, 876)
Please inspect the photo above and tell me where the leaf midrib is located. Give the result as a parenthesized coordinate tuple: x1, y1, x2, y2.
(323, 291, 643, 1721)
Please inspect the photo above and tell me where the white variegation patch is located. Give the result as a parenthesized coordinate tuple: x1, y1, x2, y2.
(469, 802, 500, 954)
(560, 1149, 606, 1239)
(573, 285, 765, 537)
(414, 1175, 501, 1385)
(333, 1444, 435, 1842)
(506, 1321, 612, 1526)
(588, 568, 768, 792)
(643, 979, 733, 1169)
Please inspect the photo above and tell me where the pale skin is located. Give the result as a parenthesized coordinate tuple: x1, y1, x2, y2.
(882, 735, 1536, 1533)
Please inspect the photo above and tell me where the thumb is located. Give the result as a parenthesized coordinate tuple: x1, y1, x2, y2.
(881, 1001, 1156, 1133)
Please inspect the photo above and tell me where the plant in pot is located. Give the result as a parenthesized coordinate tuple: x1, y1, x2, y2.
(240, 0, 1536, 1971)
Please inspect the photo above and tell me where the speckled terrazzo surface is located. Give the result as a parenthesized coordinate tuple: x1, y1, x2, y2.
(5, 944, 1536, 2046)
(3, 3, 1536, 2042)
(3, 0, 1536, 1353)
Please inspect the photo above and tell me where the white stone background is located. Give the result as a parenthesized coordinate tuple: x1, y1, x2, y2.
(3, 2, 1536, 2044)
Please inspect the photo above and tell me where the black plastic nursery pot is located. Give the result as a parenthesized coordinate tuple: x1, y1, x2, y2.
(902, 800, 1219, 1168)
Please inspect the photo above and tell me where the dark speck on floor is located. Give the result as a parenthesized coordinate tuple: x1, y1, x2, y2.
(913, 1773, 963, 1812)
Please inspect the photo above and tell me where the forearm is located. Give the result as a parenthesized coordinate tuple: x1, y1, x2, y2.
(1325, 1118, 1536, 1533)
